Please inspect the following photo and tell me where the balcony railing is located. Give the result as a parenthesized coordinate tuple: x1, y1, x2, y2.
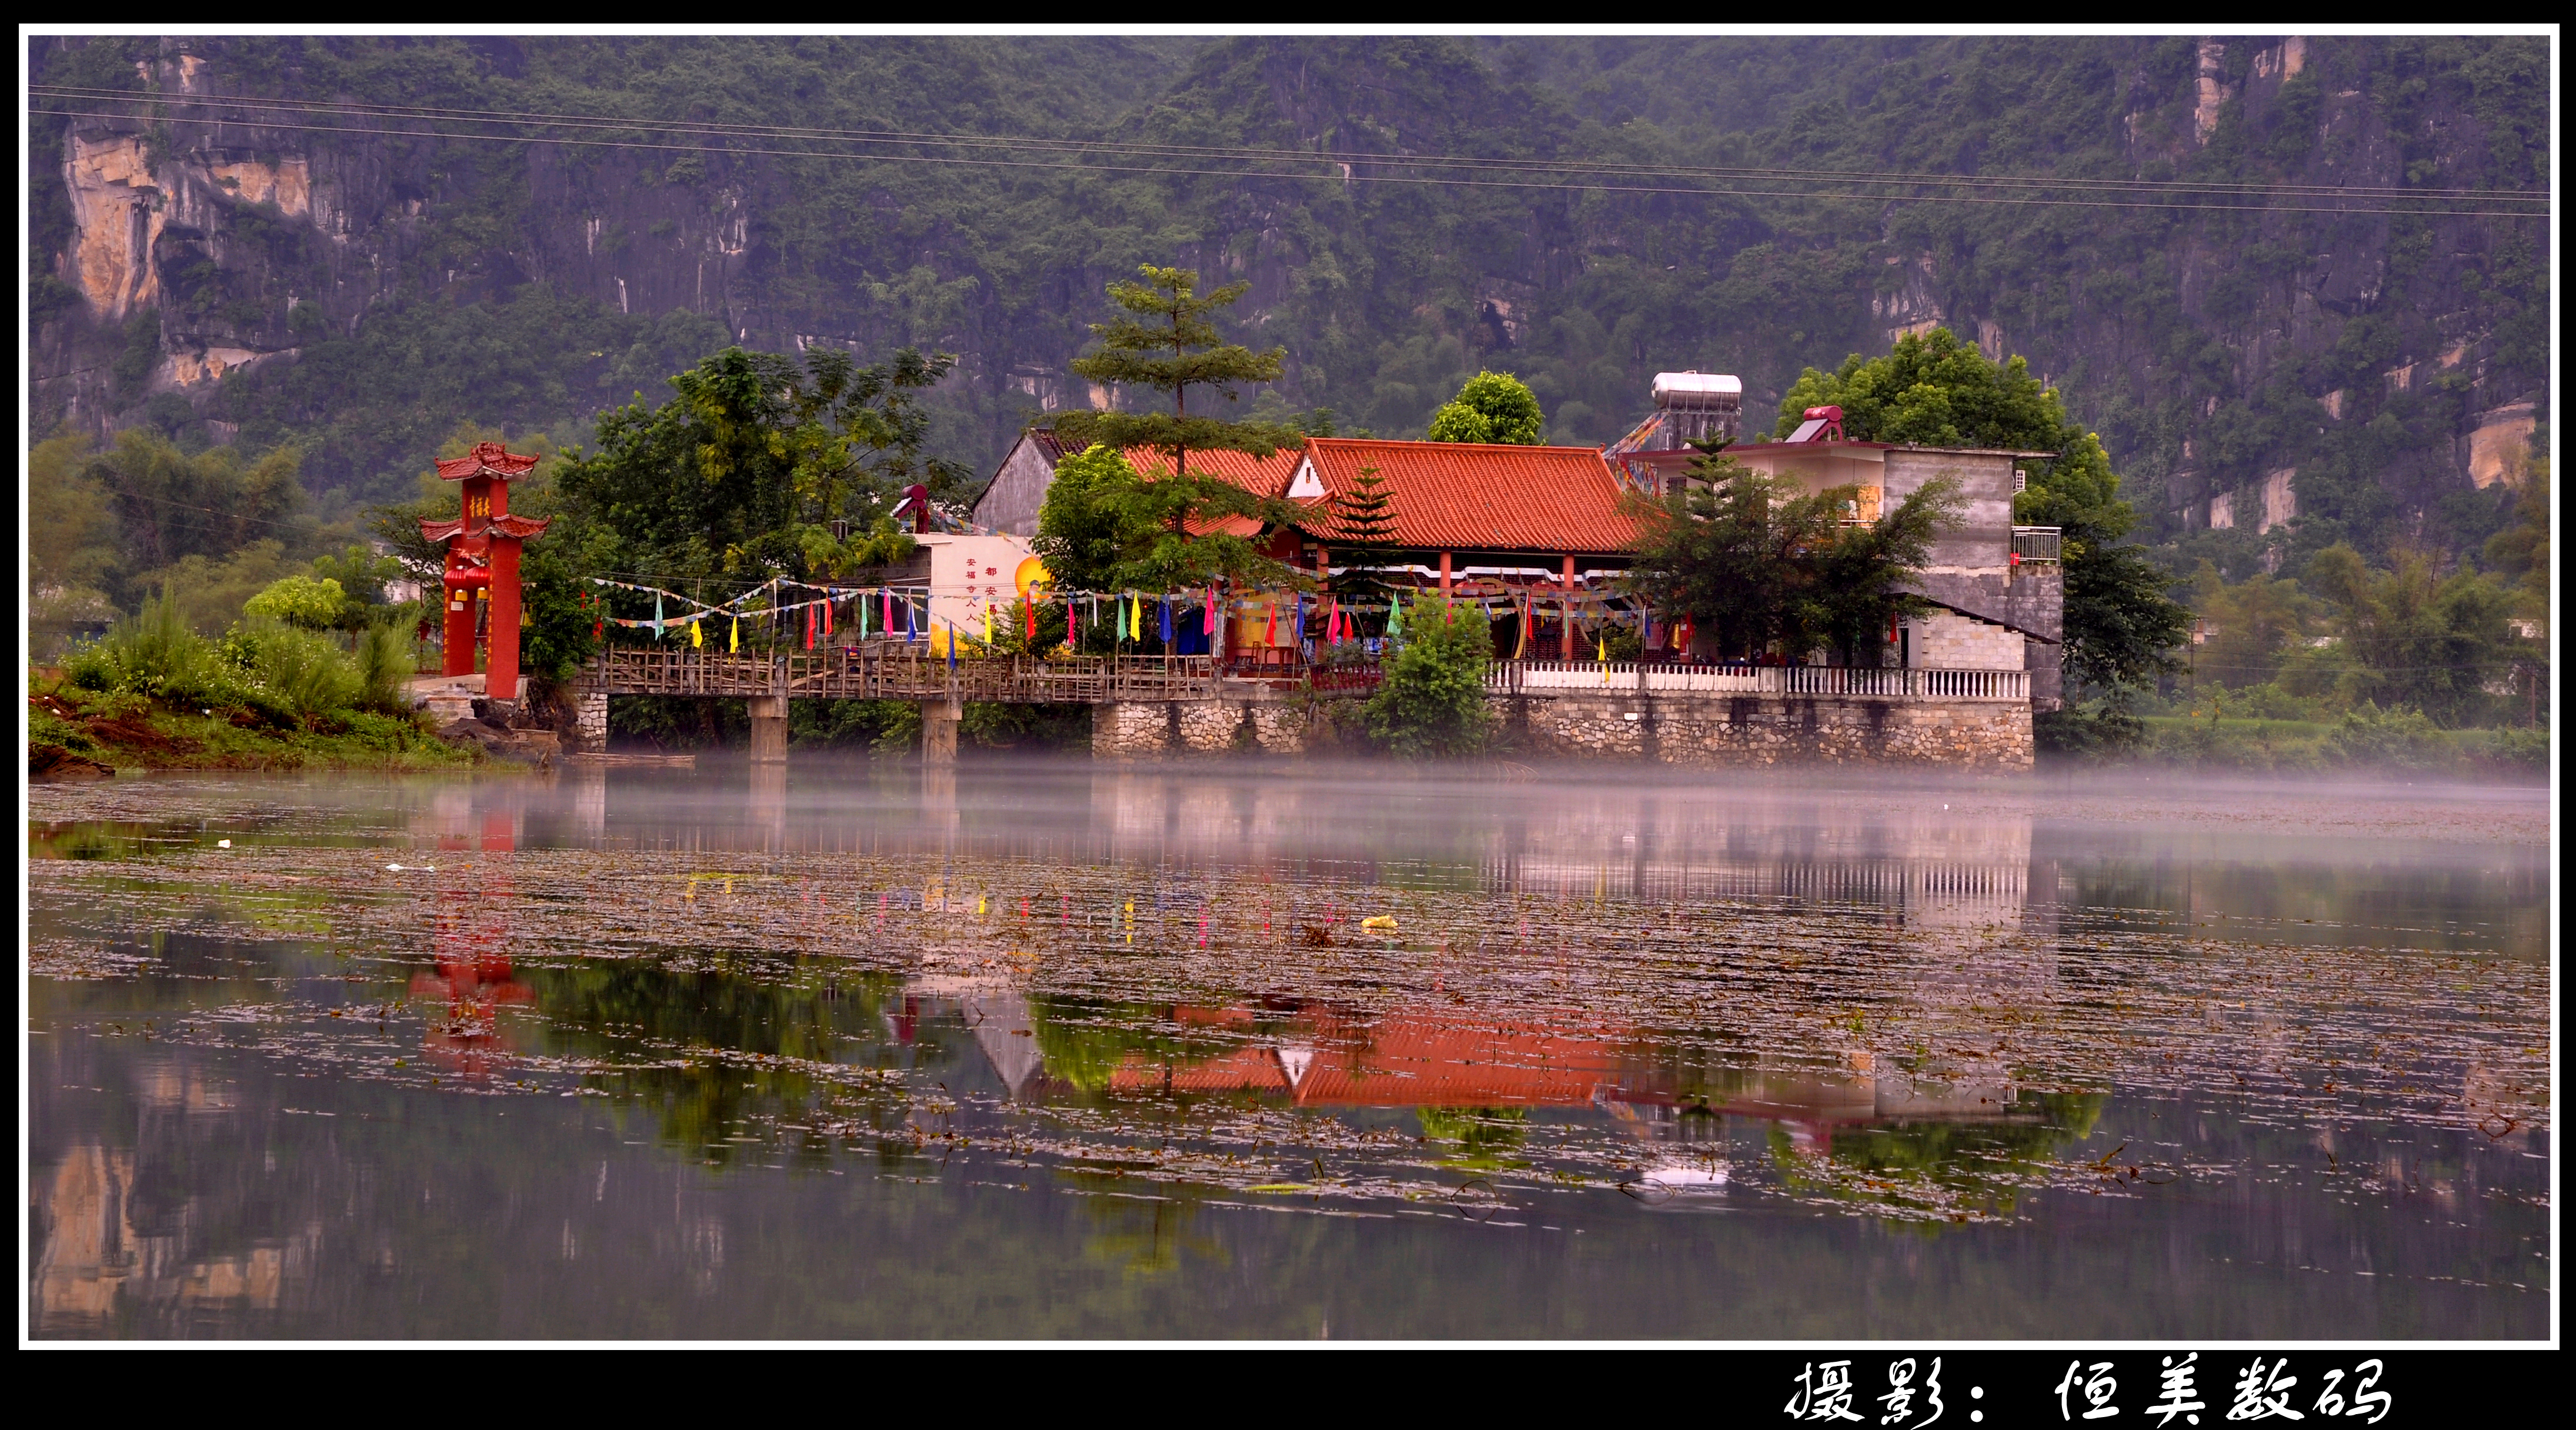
(1484, 661, 2028, 700)
(2011, 526, 2063, 565)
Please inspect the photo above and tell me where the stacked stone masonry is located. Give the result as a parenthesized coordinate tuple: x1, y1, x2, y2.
(1507, 692, 2031, 769)
(1092, 700, 1310, 760)
(1091, 692, 2028, 768)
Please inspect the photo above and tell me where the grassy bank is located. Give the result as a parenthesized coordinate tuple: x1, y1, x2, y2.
(31, 677, 476, 776)
(2043, 702, 2547, 779)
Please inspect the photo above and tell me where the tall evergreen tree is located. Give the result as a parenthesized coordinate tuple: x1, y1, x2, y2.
(1049, 266, 1299, 588)
(1325, 465, 1401, 613)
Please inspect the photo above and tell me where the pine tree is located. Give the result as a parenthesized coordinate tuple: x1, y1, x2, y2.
(1327, 465, 1401, 616)
(1049, 266, 1300, 589)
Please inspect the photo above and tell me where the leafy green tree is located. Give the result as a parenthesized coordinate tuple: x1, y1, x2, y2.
(2481, 456, 2550, 614)
(1783, 328, 2189, 693)
(1626, 452, 1960, 665)
(242, 574, 352, 631)
(1624, 454, 1827, 660)
(2187, 564, 2315, 689)
(27, 431, 122, 598)
(2303, 544, 2512, 724)
(1048, 266, 1299, 589)
(69, 429, 315, 607)
(1364, 597, 1495, 757)
(1797, 476, 1964, 667)
(559, 346, 959, 587)
(1032, 445, 1146, 596)
(1426, 371, 1544, 445)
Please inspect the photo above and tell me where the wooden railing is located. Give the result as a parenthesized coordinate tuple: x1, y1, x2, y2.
(585, 646, 1217, 703)
(1484, 661, 2028, 701)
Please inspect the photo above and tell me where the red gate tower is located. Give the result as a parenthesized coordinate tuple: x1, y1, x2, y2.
(419, 442, 550, 701)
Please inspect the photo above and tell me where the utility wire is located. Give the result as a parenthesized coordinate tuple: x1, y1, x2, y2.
(29, 96, 2547, 219)
(34, 83, 2547, 204)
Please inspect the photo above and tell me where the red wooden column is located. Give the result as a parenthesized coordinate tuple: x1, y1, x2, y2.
(1560, 554, 1576, 657)
(1439, 550, 1453, 596)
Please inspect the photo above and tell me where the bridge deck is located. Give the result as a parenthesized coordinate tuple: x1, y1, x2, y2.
(585, 647, 1221, 703)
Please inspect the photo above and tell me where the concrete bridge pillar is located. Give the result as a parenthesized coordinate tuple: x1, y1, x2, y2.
(920, 697, 961, 764)
(748, 694, 789, 763)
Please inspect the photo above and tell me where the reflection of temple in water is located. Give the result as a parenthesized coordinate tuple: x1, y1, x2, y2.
(910, 984, 2032, 1175)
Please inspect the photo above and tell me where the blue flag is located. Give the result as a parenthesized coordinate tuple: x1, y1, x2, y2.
(1159, 595, 1173, 644)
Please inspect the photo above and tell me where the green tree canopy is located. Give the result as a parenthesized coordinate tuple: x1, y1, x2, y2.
(242, 574, 351, 631)
(1364, 596, 1496, 757)
(1032, 444, 1296, 593)
(1623, 449, 1960, 664)
(2303, 543, 2513, 724)
(1426, 371, 1544, 445)
(556, 345, 959, 587)
(1049, 265, 1298, 583)
(1781, 328, 2188, 691)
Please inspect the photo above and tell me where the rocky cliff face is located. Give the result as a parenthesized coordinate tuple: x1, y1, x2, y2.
(29, 36, 2547, 562)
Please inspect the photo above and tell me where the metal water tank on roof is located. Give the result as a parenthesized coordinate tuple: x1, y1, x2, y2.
(1652, 371, 1743, 409)
(1649, 371, 1741, 445)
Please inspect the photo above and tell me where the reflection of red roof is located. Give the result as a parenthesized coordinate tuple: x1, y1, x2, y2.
(1105, 1008, 1627, 1107)
(1292, 439, 1641, 555)
(434, 442, 540, 482)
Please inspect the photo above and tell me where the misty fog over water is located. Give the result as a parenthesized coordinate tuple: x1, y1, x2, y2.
(28, 762, 2549, 1338)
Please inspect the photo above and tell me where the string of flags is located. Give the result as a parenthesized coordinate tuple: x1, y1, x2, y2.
(587, 573, 1658, 651)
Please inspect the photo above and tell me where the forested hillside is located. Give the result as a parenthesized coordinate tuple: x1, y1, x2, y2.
(28, 35, 2549, 574)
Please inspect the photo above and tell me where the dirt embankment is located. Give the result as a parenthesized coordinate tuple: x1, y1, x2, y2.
(28, 681, 481, 778)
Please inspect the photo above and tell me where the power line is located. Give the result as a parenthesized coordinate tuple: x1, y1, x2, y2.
(29, 93, 2548, 219)
(34, 83, 2547, 204)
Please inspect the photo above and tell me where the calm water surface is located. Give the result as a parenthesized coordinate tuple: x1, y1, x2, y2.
(26, 763, 2551, 1339)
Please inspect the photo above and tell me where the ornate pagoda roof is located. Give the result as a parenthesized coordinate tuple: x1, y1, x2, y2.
(433, 442, 541, 482)
(420, 512, 550, 544)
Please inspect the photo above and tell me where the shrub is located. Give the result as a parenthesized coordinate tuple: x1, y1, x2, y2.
(66, 593, 215, 700)
(222, 619, 364, 717)
(2328, 701, 2448, 770)
(1364, 596, 1494, 757)
(353, 621, 419, 713)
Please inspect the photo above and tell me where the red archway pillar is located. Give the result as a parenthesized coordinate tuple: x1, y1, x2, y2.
(486, 539, 524, 701)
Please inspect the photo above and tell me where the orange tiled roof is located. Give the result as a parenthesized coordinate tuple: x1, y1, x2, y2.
(1123, 445, 1300, 540)
(1292, 438, 1641, 556)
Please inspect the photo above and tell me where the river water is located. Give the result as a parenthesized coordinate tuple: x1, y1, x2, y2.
(25, 762, 2551, 1339)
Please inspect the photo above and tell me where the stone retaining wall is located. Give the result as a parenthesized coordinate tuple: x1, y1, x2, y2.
(1093, 692, 2026, 767)
(1092, 700, 1310, 760)
(1500, 691, 2031, 769)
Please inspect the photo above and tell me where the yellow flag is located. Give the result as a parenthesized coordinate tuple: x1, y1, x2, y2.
(729, 616, 739, 653)
(983, 601, 993, 645)
(690, 619, 703, 648)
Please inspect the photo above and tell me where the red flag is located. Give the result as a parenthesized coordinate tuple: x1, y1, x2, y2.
(1026, 600, 1037, 642)
(803, 603, 816, 650)
(822, 597, 833, 637)
(1264, 599, 1277, 645)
